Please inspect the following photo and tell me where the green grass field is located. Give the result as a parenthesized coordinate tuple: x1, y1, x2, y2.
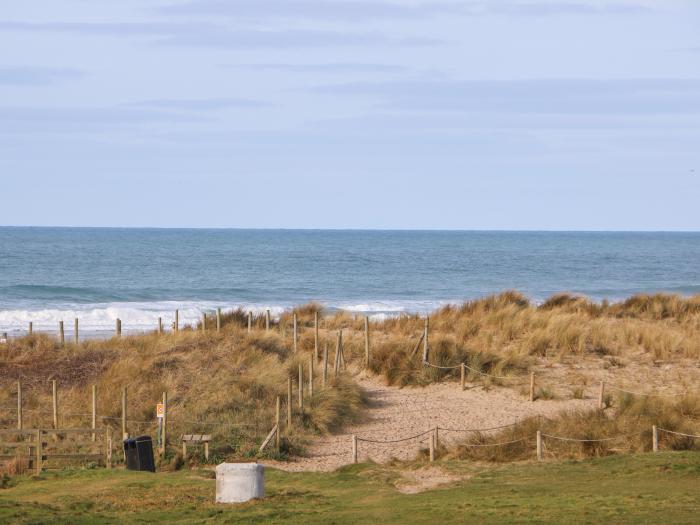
(1, 453, 699, 524)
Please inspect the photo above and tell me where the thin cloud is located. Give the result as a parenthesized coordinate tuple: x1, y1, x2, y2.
(231, 63, 408, 74)
(125, 98, 270, 110)
(0, 66, 84, 86)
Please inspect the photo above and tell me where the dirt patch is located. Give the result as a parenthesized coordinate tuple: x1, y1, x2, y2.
(395, 466, 465, 494)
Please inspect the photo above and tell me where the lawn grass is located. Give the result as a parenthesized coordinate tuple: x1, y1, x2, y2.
(1, 453, 699, 524)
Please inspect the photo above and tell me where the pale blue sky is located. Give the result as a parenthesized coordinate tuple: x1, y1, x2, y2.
(1, 0, 698, 230)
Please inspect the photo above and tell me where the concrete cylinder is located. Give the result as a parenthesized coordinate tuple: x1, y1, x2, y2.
(215, 463, 265, 503)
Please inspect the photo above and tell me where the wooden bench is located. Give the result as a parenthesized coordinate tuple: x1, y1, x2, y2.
(181, 434, 211, 461)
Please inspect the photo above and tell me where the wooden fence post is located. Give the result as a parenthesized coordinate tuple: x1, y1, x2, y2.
(352, 435, 358, 464)
(314, 311, 319, 361)
(59, 321, 65, 347)
(536, 430, 543, 461)
(266, 309, 270, 331)
(334, 330, 342, 376)
(106, 428, 112, 468)
(529, 372, 535, 402)
(121, 387, 128, 439)
(429, 432, 435, 462)
(157, 317, 163, 335)
(16, 381, 22, 430)
(28, 321, 33, 335)
(74, 318, 79, 344)
(91, 384, 97, 442)
(293, 314, 298, 353)
(52, 380, 58, 429)
(35, 429, 42, 474)
(461, 363, 466, 390)
(322, 344, 328, 387)
(161, 391, 167, 458)
(275, 396, 281, 451)
(248, 311, 252, 333)
(364, 316, 370, 368)
(201, 312, 206, 331)
(287, 378, 292, 432)
(298, 364, 303, 410)
(422, 317, 429, 363)
(652, 425, 658, 452)
(216, 308, 221, 332)
(598, 381, 605, 410)
(116, 318, 122, 338)
(174, 310, 179, 332)
(309, 354, 314, 398)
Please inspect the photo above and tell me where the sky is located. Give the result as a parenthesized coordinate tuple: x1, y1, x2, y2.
(0, 0, 698, 230)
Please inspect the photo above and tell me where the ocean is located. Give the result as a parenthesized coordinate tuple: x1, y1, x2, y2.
(0, 227, 698, 336)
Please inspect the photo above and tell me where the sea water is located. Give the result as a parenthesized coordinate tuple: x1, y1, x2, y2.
(0, 227, 698, 335)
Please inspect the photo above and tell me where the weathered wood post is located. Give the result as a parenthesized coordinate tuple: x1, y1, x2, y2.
(16, 381, 22, 430)
(429, 432, 435, 462)
(298, 364, 304, 410)
(59, 321, 65, 347)
(174, 310, 179, 332)
(28, 321, 33, 335)
(74, 318, 79, 344)
(536, 430, 543, 461)
(91, 384, 97, 442)
(309, 354, 314, 398)
(529, 372, 536, 402)
(275, 396, 281, 451)
(106, 428, 112, 468)
(293, 314, 298, 353)
(158, 317, 163, 335)
(598, 381, 605, 409)
(116, 318, 122, 338)
(652, 425, 659, 452)
(248, 311, 252, 333)
(287, 378, 292, 432)
(352, 435, 358, 464)
(35, 429, 42, 474)
(322, 344, 329, 387)
(161, 391, 167, 459)
(461, 363, 466, 390)
(52, 380, 58, 429)
(201, 312, 206, 331)
(266, 309, 270, 331)
(216, 308, 221, 332)
(121, 387, 128, 439)
(364, 316, 370, 368)
(334, 330, 342, 376)
(314, 311, 319, 361)
(422, 317, 429, 363)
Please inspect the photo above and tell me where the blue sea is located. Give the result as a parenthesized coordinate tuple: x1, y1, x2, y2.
(0, 227, 698, 335)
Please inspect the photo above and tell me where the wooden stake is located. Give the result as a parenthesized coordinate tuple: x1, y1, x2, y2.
(461, 363, 466, 390)
(529, 372, 535, 402)
(59, 321, 65, 347)
(16, 381, 22, 430)
(314, 311, 319, 361)
(248, 311, 252, 333)
(309, 354, 314, 398)
(536, 430, 543, 461)
(216, 308, 221, 332)
(598, 381, 605, 410)
(652, 425, 658, 452)
(422, 317, 429, 363)
(287, 378, 292, 432)
(28, 321, 33, 335)
(74, 318, 79, 344)
(352, 435, 358, 464)
(322, 344, 328, 387)
(275, 396, 281, 451)
(364, 316, 370, 368)
(121, 387, 127, 439)
(158, 317, 163, 335)
(266, 309, 270, 331)
(429, 432, 435, 462)
(298, 364, 303, 410)
(174, 310, 179, 332)
(52, 380, 58, 429)
(35, 429, 42, 474)
(106, 428, 112, 468)
(161, 391, 167, 458)
(91, 384, 96, 442)
(116, 318, 122, 338)
(334, 331, 341, 376)
(201, 312, 206, 331)
(293, 314, 298, 353)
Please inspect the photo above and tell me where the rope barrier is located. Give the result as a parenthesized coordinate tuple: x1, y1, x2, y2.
(657, 428, 700, 439)
(606, 385, 689, 398)
(540, 432, 639, 443)
(459, 437, 528, 448)
(356, 429, 433, 444)
(437, 421, 522, 433)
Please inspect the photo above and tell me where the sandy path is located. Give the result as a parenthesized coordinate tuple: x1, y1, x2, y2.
(273, 372, 593, 472)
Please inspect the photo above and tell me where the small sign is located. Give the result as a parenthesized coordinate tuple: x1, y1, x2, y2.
(156, 402, 164, 419)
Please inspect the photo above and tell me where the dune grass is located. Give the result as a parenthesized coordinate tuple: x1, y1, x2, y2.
(1, 453, 700, 524)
